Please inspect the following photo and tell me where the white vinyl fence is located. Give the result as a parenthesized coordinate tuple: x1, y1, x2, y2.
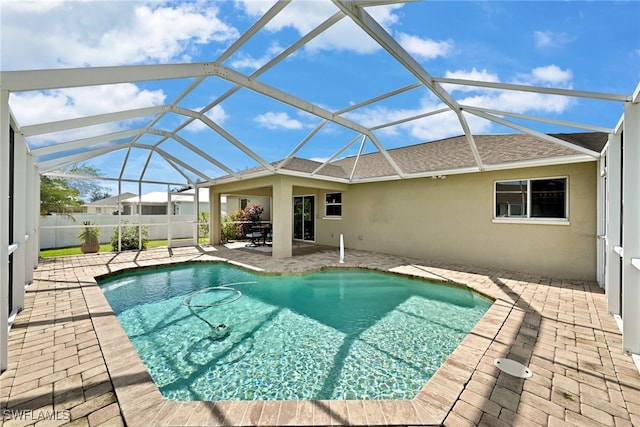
(40, 214, 200, 249)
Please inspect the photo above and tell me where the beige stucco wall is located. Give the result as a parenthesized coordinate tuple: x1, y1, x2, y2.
(315, 161, 598, 280)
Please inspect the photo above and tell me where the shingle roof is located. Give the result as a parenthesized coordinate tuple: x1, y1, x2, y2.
(331, 132, 607, 180)
(220, 132, 607, 183)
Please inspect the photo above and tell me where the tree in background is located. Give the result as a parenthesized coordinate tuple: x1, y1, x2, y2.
(65, 164, 112, 202)
(40, 175, 83, 218)
(40, 163, 112, 218)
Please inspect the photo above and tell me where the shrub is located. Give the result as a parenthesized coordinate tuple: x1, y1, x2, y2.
(242, 203, 263, 223)
(222, 210, 242, 242)
(198, 211, 210, 239)
(111, 219, 149, 251)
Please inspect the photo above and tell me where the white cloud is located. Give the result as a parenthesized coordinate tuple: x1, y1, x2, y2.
(445, 65, 574, 113)
(346, 95, 486, 141)
(534, 30, 574, 49)
(459, 91, 572, 115)
(346, 64, 576, 142)
(2, 0, 64, 13)
(235, 0, 404, 55)
(445, 68, 500, 83)
(10, 84, 166, 146)
(527, 65, 573, 86)
(255, 111, 303, 130)
(184, 105, 229, 132)
(442, 68, 500, 92)
(229, 42, 286, 71)
(1, 2, 238, 69)
(396, 33, 453, 60)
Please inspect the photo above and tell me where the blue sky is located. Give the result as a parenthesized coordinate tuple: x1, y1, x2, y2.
(2, 0, 639, 195)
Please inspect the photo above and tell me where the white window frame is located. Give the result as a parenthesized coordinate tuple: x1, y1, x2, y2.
(493, 176, 570, 225)
(324, 192, 342, 219)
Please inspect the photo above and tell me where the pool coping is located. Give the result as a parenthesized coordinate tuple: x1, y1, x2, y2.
(80, 259, 513, 427)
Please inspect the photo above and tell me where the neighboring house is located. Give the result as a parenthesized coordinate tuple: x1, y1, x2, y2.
(83, 193, 136, 214)
(208, 132, 607, 281)
(120, 189, 213, 215)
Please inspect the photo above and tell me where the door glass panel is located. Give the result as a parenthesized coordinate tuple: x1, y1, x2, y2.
(293, 196, 314, 241)
(293, 197, 304, 240)
(304, 197, 315, 241)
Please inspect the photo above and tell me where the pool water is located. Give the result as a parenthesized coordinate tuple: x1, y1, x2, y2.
(99, 264, 491, 401)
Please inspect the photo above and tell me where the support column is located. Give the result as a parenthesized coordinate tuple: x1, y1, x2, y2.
(25, 154, 36, 284)
(209, 188, 221, 245)
(193, 187, 199, 245)
(1, 89, 10, 372)
(622, 101, 640, 354)
(606, 133, 622, 315)
(12, 125, 27, 312)
(33, 169, 41, 266)
(272, 178, 292, 258)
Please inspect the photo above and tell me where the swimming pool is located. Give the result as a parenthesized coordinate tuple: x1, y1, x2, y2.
(99, 263, 491, 401)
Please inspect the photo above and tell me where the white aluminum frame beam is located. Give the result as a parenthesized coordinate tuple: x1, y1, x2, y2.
(168, 133, 238, 178)
(148, 126, 238, 176)
(131, 143, 210, 183)
(350, 135, 368, 181)
(334, 82, 423, 116)
(605, 133, 622, 315)
(20, 106, 166, 137)
(199, 114, 274, 172)
(1, 90, 9, 372)
(332, 0, 484, 170)
(215, 0, 291, 65)
(312, 134, 363, 175)
(31, 128, 144, 157)
(371, 107, 450, 131)
(277, 120, 328, 170)
(464, 108, 601, 157)
(46, 172, 187, 187)
(433, 77, 632, 102)
(38, 144, 127, 173)
(0, 63, 214, 92)
(461, 105, 614, 134)
(622, 101, 640, 354)
(168, 106, 266, 171)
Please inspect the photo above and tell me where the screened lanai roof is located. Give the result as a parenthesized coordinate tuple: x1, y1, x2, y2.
(1, 0, 639, 190)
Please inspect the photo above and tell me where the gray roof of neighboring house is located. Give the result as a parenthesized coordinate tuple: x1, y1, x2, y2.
(225, 132, 608, 182)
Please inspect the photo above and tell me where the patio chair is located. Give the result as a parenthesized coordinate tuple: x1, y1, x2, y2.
(265, 225, 272, 246)
(245, 223, 263, 247)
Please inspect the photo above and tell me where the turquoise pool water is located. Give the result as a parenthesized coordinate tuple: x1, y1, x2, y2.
(99, 264, 491, 401)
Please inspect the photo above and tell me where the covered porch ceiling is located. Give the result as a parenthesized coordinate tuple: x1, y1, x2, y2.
(1, 0, 638, 189)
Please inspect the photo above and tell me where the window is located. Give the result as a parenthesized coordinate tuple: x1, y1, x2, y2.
(325, 192, 342, 217)
(495, 177, 567, 221)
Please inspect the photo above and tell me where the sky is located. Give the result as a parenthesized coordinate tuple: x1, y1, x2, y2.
(1, 0, 639, 195)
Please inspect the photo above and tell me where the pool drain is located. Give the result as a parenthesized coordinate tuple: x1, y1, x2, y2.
(493, 358, 533, 378)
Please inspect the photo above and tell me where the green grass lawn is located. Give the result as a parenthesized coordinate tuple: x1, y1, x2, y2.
(39, 238, 208, 258)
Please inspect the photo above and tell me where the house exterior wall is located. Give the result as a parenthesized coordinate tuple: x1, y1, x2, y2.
(314, 161, 597, 281)
(225, 195, 271, 220)
(85, 205, 119, 214)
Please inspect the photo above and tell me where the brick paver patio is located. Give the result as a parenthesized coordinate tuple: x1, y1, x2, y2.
(1, 245, 639, 426)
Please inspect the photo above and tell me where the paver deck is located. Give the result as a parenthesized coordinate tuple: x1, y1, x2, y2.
(1, 245, 639, 426)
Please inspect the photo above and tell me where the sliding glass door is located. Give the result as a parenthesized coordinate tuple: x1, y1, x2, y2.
(293, 196, 315, 241)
